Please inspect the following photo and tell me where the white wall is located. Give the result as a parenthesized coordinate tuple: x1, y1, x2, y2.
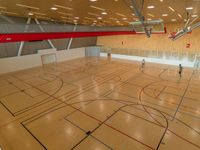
(0, 54, 42, 74)
(0, 47, 85, 75)
(41, 54, 56, 65)
(56, 47, 85, 62)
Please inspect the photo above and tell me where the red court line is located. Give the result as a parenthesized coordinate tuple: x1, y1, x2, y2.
(155, 86, 166, 98)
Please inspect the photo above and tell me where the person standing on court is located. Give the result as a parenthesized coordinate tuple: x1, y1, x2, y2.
(141, 59, 145, 72)
(179, 64, 183, 78)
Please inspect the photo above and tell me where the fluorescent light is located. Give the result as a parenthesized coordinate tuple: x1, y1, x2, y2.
(169, 6, 175, 12)
(84, 17, 95, 20)
(33, 12, 46, 15)
(16, 4, 39, 10)
(90, 5, 105, 11)
(28, 12, 34, 16)
(186, 7, 193, 10)
(51, 7, 58, 10)
(171, 19, 176, 22)
(147, 5, 155, 9)
(122, 18, 127, 20)
(90, 0, 98, 1)
(74, 17, 79, 19)
(147, 13, 155, 17)
(192, 14, 198, 18)
(101, 12, 107, 15)
(97, 16, 102, 19)
(58, 12, 72, 16)
(1, 10, 19, 15)
(162, 14, 168, 17)
(178, 14, 182, 18)
(54, 4, 72, 10)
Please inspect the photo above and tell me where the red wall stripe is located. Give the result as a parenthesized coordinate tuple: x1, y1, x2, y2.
(0, 31, 166, 43)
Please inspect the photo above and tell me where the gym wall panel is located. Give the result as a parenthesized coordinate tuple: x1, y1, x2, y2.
(97, 23, 200, 53)
(70, 37, 97, 49)
(51, 39, 70, 50)
(21, 41, 52, 55)
(0, 42, 20, 58)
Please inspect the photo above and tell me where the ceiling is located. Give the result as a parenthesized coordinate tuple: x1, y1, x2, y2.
(0, 0, 199, 26)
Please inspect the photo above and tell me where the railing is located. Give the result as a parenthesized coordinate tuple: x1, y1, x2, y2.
(100, 47, 199, 63)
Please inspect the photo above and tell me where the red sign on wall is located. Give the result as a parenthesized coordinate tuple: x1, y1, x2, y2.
(186, 43, 191, 48)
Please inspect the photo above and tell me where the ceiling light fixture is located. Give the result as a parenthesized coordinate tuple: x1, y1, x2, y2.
(90, 5, 105, 11)
(147, 5, 155, 9)
(58, 12, 72, 16)
(97, 16, 102, 19)
(1, 10, 19, 15)
(28, 12, 34, 16)
(16, 4, 40, 10)
(147, 13, 155, 17)
(162, 14, 168, 17)
(186, 7, 193, 10)
(101, 12, 107, 15)
(51, 7, 58, 10)
(54, 4, 73, 10)
(178, 14, 182, 18)
(169, 6, 175, 12)
(192, 14, 198, 18)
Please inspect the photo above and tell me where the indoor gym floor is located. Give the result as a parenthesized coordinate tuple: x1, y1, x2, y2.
(0, 57, 199, 150)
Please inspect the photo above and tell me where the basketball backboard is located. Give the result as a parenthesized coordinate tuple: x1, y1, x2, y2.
(130, 19, 165, 34)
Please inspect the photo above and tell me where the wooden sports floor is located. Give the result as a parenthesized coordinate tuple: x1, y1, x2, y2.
(0, 57, 199, 150)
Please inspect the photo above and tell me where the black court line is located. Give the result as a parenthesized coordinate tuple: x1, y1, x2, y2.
(119, 109, 168, 150)
(15, 100, 200, 149)
(64, 118, 113, 149)
(120, 109, 162, 127)
(21, 123, 47, 150)
(21, 98, 170, 150)
(172, 72, 194, 121)
(0, 101, 15, 117)
(0, 74, 63, 116)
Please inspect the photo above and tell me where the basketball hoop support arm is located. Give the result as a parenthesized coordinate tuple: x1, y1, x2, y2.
(172, 21, 200, 41)
(129, 0, 151, 37)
